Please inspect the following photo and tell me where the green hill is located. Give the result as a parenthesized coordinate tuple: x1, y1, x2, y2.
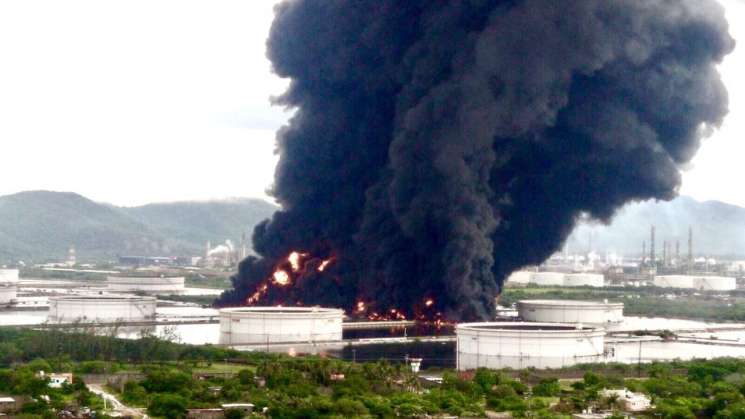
(0, 191, 277, 263)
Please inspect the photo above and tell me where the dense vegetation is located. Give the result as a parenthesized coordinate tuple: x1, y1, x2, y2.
(0, 190, 276, 262)
(6, 329, 745, 417)
(0, 359, 108, 419)
(501, 285, 745, 322)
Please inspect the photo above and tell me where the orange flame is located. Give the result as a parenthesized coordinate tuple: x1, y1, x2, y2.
(424, 298, 434, 307)
(288, 251, 307, 272)
(272, 270, 290, 285)
(318, 258, 333, 272)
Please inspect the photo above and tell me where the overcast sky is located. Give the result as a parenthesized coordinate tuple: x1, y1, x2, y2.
(0, 0, 743, 207)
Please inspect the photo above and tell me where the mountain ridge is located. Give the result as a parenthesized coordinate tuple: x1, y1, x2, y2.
(0, 190, 277, 263)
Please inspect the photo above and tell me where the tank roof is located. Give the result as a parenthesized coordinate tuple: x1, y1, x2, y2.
(518, 299, 623, 307)
(457, 321, 604, 333)
(220, 306, 343, 314)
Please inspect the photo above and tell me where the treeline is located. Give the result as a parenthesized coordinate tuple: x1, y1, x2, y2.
(0, 329, 246, 366)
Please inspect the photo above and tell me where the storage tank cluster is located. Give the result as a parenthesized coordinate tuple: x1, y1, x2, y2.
(0, 269, 19, 306)
(654, 275, 736, 291)
(107, 274, 185, 294)
(219, 306, 344, 345)
(517, 300, 624, 324)
(47, 295, 157, 324)
(456, 322, 605, 370)
(508, 271, 604, 287)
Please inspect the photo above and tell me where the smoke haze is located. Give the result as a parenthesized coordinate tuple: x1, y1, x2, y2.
(218, 0, 734, 321)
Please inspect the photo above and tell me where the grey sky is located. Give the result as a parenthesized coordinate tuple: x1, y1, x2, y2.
(0, 0, 742, 207)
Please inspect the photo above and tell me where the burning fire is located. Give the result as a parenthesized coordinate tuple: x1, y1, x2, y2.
(243, 251, 447, 324)
(288, 251, 307, 272)
(245, 250, 336, 306)
(318, 258, 332, 272)
(272, 270, 290, 286)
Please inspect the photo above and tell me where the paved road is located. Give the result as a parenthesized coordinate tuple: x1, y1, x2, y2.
(88, 384, 148, 418)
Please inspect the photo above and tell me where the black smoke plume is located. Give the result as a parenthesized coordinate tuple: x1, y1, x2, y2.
(218, 0, 734, 321)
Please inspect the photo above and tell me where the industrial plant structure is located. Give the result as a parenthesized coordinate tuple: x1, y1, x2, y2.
(47, 295, 157, 324)
(517, 300, 624, 324)
(107, 274, 185, 294)
(218, 306, 344, 345)
(456, 322, 606, 370)
(0, 269, 18, 306)
(654, 275, 736, 291)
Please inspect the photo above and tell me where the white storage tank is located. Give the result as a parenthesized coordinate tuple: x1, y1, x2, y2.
(0, 269, 19, 283)
(107, 275, 185, 294)
(219, 306, 344, 345)
(517, 300, 623, 324)
(0, 269, 18, 306)
(653, 275, 696, 289)
(506, 271, 533, 284)
(456, 322, 605, 370)
(530, 272, 565, 286)
(48, 295, 157, 324)
(694, 276, 736, 291)
(0, 283, 17, 306)
(564, 273, 604, 287)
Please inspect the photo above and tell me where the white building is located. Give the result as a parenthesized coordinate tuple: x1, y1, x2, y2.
(601, 389, 652, 412)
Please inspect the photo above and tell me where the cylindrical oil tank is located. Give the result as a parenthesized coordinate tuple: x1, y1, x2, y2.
(563, 273, 604, 287)
(47, 295, 157, 323)
(0, 283, 17, 305)
(219, 307, 344, 345)
(456, 322, 605, 370)
(530, 272, 565, 286)
(517, 300, 623, 324)
(653, 275, 696, 289)
(507, 271, 533, 284)
(107, 275, 185, 294)
(694, 276, 736, 291)
(0, 269, 19, 283)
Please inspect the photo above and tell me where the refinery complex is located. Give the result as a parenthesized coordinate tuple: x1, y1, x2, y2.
(4, 223, 745, 372)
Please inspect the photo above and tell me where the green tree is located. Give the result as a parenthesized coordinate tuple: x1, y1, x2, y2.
(147, 393, 187, 419)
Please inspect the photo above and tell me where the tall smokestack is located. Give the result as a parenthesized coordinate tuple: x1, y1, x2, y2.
(650, 226, 656, 267)
(662, 240, 667, 267)
(642, 241, 646, 266)
(688, 226, 694, 272)
(675, 240, 680, 265)
(218, 0, 734, 321)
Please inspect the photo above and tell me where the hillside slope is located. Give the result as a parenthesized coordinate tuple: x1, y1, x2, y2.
(0, 191, 277, 262)
(566, 196, 745, 256)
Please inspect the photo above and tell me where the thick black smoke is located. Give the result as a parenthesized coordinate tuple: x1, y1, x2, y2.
(218, 0, 734, 321)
